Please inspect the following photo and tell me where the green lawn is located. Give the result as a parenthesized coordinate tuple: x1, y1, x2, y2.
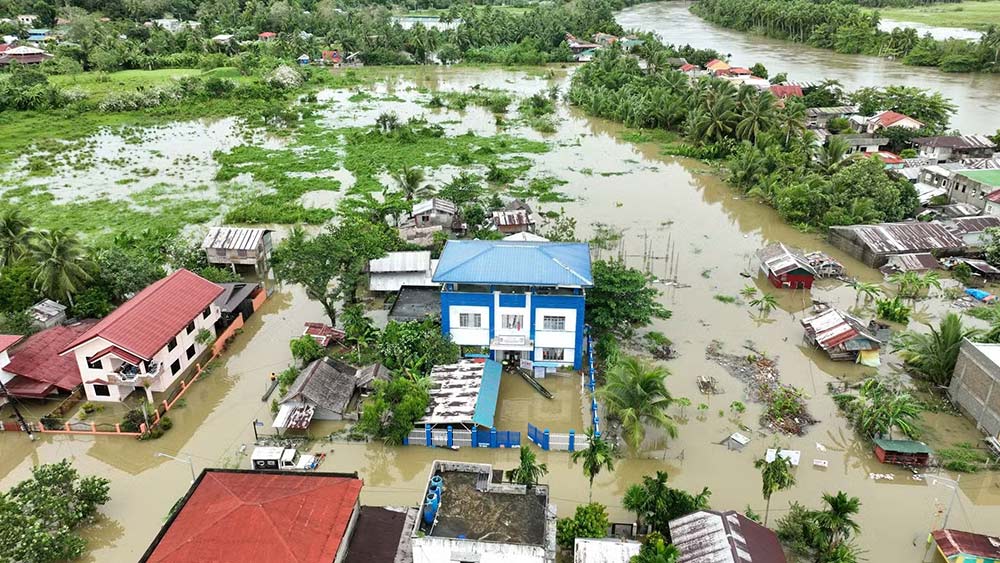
(875, 0, 1000, 31)
(50, 67, 250, 102)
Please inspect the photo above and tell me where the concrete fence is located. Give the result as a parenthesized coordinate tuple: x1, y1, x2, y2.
(403, 425, 521, 448)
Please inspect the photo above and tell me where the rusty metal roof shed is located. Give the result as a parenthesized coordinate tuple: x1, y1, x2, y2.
(756, 243, 817, 277)
(201, 227, 270, 251)
(841, 222, 963, 254)
(947, 216, 1000, 235)
(883, 252, 940, 273)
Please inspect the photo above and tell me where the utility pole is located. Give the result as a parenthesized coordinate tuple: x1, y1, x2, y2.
(922, 473, 962, 529)
(0, 378, 35, 441)
(155, 452, 196, 483)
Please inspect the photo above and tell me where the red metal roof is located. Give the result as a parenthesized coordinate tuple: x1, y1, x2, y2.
(258, 31, 276, 37)
(62, 269, 223, 359)
(3, 321, 98, 396)
(142, 470, 362, 563)
(770, 85, 803, 98)
(986, 189, 1000, 203)
(875, 110, 923, 128)
(680, 63, 697, 71)
(90, 345, 143, 365)
(0, 334, 22, 353)
(932, 529, 1000, 558)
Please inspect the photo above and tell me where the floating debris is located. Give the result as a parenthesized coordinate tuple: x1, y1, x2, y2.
(697, 375, 723, 395)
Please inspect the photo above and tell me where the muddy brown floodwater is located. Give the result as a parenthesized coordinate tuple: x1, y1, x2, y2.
(2, 66, 999, 562)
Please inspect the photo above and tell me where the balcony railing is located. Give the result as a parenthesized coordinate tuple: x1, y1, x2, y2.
(112, 362, 161, 385)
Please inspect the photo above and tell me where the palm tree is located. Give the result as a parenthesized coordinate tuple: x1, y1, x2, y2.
(749, 293, 778, 315)
(506, 446, 548, 487)
(632, 532, 681, 563)
(0, 208, 32, 268)
(850, 280, 882, 303)
(816, 491, 861, 552)
(854, 378, 923, 439)
(777, 100, 807, 145)
(754, 449, 796, 525)
(29, 229, 92, 306)
(571, 427, 615, 502)
(893, 312, 981, 386)
(740, 285, 759, 299)
(596, 357, 676, 450)
(815, 137, 851, 175)
(888, 270, 940, 298)
(393, 166, 429, 202)
(736, 92, 777, 144)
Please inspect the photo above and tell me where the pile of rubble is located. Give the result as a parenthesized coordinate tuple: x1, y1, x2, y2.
(705, 340, 817, 435)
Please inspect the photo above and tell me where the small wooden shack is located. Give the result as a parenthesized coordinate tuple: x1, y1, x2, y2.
(873, 438, 932, 467)
(801, 308, 881, 365)
(757, 243, 817, 289)
(201, 227, 273, 273)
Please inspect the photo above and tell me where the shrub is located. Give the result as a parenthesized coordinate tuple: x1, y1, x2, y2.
(556, 503, 610, 550)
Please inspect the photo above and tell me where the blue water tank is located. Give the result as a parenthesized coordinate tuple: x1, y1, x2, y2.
(423, 492, 439, 525)
(430, 475, 444, 488)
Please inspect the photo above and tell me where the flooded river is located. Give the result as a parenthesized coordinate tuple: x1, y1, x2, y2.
(617, 1, 1000, 134)
(2, 66, 999, 562)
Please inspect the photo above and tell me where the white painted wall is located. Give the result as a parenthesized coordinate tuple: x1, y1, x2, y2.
(496, 306, 530, 337)
(0, 350, 12, 385)
(448, 305, 490, 346)
(71, 305, 220, 402)
(412, 537, 546, 563)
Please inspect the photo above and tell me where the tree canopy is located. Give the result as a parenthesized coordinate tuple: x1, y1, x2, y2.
(586, 259, 669, 339)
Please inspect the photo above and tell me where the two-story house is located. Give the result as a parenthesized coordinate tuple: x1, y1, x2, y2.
(432, 240, 593, 370)
(59, 269, 224, 403)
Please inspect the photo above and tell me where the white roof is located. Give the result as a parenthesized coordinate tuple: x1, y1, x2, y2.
(503, 232, 549, 242)
(573, 538, 642, 563)
(411, 198, 456, 216)
(201, 227, 269, 251)
(418, 360, 488, 425)
(251, 446, 285, 460)
(765, 448, 801, 466)
(369, 251, 431, 273)
(6, 45, 45, 55)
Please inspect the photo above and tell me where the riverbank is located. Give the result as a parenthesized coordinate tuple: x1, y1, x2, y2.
(874, 0, 1000, 32)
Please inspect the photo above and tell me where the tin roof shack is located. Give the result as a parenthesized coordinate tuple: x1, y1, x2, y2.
(949, 340, 1000, 440)
(368, 251, 439, 293)
(913, 135, 997, 163)
(201, 227, 273, 273)
(408, 198, 460, 230)
(801, 308, 881, 364)
(756, 243, 817, 289)
(879, 252, 941, 276)
(932, 529, 1000, 563)
(274, 357, 360, 429)
(946, 258, 1000, 282)
(804, 251, 845, 278)
(827, 222, 964, 267)
(805, 105, 859, 129)
(214, 282, 262, 330)
(387, 285, 441, 323)
(412, 460, 557, 563)
(669, 510, 786, 563)
(140, 469, 366, 563)
(30, 298, 66, 329)
(492, 209, 536, 234)
(946, 215, 1000, 248)
(833, 134, 889, 154)
(873, 438, 932, 467)
(418, 359, 502, 429)
(573, 538, 641, 563)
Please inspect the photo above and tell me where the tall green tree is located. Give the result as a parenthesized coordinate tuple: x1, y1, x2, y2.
(29, 229, 92, 306)
(586, 259, 669, 339)
(393, 165, 430, 202)
(893, 312, 980, 386)
(356, 376, 430, 445)
(622, 471, 711, 536)
(572, 428, 615, 502)
(631, 532, 681, 563)
(0, 207, 32, 268)
(555, 502, 610, 551)
(754, 449, 796, 525)
(506, 446, 548, 486)
(596, 357, 676, 450)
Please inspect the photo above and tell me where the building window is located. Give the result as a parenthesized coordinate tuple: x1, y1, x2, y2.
(167, 337, 177, 352)
(186, 345, 196, 360)
(542, 348, 565, 361)
(186, 320, 195, 334)
(459, 313, 482, 328)
(92, 384, 110, 397)
(86, 356, 102, 370)
(170, 359, 181, 375)
(202, 306, 211, 319)
(542, 316, 566, 331)
(501, 314, 523, 330)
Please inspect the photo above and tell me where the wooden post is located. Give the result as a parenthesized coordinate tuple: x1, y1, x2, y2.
(91, 422, 96, 433)
(115, 423, 122, 433)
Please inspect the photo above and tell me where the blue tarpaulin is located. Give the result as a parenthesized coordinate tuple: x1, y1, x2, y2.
(472, 360, 502, 428)
(966, 288, 996, 302)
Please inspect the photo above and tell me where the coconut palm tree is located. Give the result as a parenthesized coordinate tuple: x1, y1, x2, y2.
(754, 449, 796, 525)
(393, 166, 429, 202)
(777, 100, 808, 145)
(736, 92, 777, 144)
(815, 136, 851, 175)
(850, 280, 882, 303)
(749, 293, 778, 315)
(571, 427, 615, 502)
(596, 357, 676, 450)
(740, 285, 759, 299)
(854, 378, 923, 439)
(0, 208, 33, 268)
(893, 312, 981, 386)
(888, 270, 941, 298)
(506, 446, 548, 487)
(28, 229, 92, 306)
(816, 491, 862, 552)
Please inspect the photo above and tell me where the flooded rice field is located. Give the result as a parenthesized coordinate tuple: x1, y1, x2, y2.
(2, 66, 999, 562)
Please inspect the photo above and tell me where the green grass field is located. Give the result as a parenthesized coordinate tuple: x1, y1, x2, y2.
(876, 0, 1000, 31)
(50, 67, 250, 102)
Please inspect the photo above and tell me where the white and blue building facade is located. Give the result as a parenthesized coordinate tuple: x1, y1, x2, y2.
(432, 240, 593, 370)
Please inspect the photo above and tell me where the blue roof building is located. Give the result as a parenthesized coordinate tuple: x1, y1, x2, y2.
(432, 240, 593, 370)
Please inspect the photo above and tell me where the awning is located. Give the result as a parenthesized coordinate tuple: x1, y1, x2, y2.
(90, 345, 144, 365)
(471, 360, 501, 428)
(490, 335, 533, 351)
(272, 403, 315, 429)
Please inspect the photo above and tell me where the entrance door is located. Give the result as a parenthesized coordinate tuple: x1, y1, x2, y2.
(502, 351, 521, 369)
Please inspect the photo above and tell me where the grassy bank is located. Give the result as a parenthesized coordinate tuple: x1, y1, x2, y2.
(875, 0, 1000, 31)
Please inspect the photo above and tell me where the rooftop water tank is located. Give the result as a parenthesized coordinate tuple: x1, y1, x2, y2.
(423, 492, 439, 525)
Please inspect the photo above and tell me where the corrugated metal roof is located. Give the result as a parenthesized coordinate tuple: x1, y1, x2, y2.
(433, 240, 593, 287)
(801, 309, 879, 351)
(573, 539, 641, 563)
(885, 252, 940, 272)
(756, 243, 816, 277)
(947, 216, 1000, 235)
(669, 510, 785, 563)
(418, 359, 500, 427)
(913, 135, 996, 149)
(932, 529, 1000, 559)
(838, 222, 963, 254)
(201, 227, 269, 252)
(957, 169, 1000, 189)
(369, 251, 431, 273)
(491, 209, 534, 227)
(805, 105, 858, 116)
(874, 438, 932, 454)
(410, 198, 456, 216)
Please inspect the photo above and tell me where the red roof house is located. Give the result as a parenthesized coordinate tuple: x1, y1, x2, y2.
(863, 110, 924, 133)
(769, 84, 803, 98)
(0, 334, 22, 354)
(931, 529, 1000, 562)
(258, 31, 276, 40)
(60, 269, 224, 403)
(679, 63, 697, 72)
(1, 321, 97, 398)
(141, 469, 363, 563)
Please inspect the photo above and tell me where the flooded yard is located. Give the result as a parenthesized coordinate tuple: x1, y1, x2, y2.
(2, 66, 999, 562)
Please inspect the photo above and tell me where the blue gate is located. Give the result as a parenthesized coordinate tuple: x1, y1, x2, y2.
(527, 423, 549, 450)
(473, 427, 521, 448)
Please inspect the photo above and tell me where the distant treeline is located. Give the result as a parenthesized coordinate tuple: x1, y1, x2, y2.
(690, 0, 1000, 73)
